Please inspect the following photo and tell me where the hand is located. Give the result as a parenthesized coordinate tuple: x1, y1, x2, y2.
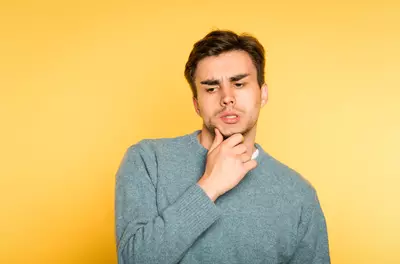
(197, 128, 258, 201)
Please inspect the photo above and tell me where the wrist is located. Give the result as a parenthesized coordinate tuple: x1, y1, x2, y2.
(197, 178, 219, 202)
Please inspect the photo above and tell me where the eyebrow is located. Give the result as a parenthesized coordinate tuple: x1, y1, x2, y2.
(200, 73, 250, 86)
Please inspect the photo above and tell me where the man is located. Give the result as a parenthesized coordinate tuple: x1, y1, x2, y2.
(115, 30, 330, 264)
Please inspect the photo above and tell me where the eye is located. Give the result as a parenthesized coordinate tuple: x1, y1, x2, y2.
(235, 83, 245, 88)
(206, 87, 218, 93)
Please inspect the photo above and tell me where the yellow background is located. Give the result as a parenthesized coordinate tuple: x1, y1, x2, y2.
(1, 0, 399, 263)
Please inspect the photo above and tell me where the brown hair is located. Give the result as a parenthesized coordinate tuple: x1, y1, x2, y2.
(184, 29, 266, 98)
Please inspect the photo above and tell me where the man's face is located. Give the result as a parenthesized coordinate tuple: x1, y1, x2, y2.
(193, 50, 268, 139)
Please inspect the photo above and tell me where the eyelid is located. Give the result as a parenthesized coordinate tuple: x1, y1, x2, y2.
(206, 87, 218, 92)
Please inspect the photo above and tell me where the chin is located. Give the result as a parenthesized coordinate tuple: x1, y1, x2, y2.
(205, 121, 251, 138)
(220, 126, 247, 138)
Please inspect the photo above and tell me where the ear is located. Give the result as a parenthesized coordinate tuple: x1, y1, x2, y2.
(260, 83, 268, 107)
(192, 97, 201, 116)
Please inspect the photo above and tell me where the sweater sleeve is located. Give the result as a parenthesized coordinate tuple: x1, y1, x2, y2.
(288, 190, 331, 264)
(115, 143, 221, 264)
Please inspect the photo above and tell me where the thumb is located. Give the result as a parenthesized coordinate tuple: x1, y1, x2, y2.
(209, 128, 223, 153)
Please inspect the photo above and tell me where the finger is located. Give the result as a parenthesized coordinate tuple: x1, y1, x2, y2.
(232, 144, 247, 155)
(225, 133, 244, 148)
(209, 128, 223, 153)
(243, 159, 258, 172)
(239, 153, 251, 163)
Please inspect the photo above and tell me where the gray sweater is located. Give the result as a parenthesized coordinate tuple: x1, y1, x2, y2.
(115, 130, 330, 264)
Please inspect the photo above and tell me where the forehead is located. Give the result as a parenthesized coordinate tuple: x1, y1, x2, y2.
(195, 50, 257, 81)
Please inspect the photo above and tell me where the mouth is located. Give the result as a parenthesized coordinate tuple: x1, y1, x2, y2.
(220, 112, 240, 124)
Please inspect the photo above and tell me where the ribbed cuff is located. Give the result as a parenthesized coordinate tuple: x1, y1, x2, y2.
(168, 184, 221, 245)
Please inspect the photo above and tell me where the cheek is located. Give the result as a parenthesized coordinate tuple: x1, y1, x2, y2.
(237, 92, 260, 111)
(197, 104, 212, 119)
(198, 97, 219, 115)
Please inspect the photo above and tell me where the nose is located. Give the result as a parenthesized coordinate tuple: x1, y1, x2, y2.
(220, 86, 236, 107)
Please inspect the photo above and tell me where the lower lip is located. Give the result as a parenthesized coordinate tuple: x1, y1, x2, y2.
(221, 116, 240, 124)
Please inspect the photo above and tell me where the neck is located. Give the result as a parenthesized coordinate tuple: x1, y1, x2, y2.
(197, 124, 258, 156)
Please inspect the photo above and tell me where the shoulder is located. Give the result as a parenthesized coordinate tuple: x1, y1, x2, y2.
(117, 133, 195, 182)
(125, 132, 195, 159)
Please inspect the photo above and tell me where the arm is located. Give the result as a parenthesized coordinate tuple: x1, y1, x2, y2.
(289, 191, 331, 264)
(115, 143, 221, 264)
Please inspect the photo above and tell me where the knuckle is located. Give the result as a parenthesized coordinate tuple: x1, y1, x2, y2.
(236, 134, 244, 141)
(240, 154, 250, 162)
(241, 144, 247, 152)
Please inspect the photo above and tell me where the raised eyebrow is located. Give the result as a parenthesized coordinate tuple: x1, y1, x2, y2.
(230, 74, 249, 82)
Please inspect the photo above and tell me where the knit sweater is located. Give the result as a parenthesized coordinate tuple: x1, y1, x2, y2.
(115, 130, 330, 264)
